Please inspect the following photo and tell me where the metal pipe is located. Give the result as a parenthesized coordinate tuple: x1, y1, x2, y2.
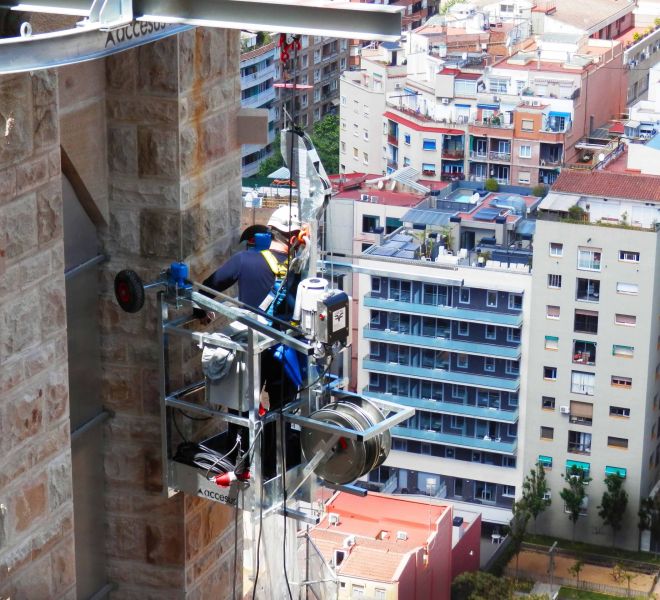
(64, 253, 107, 279)
(70, 409, 112, 441)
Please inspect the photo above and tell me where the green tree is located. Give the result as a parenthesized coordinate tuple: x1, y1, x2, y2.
(257, 134, 284, 177)
(508, 501, 531, 578)
(568, 559, 584, 587)
(484, 178, 499, 192)
(598, 473, 628, 546)
(309, 113, 339, 174)
(637, 495, 660, 552)
(521, 461, 552, 532)
(560, 465, 592, 540)
(567, 204, 586, 221)
(451, 571, 512, 600)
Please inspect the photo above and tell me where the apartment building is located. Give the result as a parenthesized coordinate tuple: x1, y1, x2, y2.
(620, 24, 660, 105)
(352, 189, 536, 525)
(341, 22, 624, 184)
(275, 35, 349, 131)
(240, 35, 278, 176)
(309, 492, 480, 600)
(524, 170, 660, 549)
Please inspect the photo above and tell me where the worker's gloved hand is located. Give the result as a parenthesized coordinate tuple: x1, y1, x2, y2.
(193, 307, 216, 325)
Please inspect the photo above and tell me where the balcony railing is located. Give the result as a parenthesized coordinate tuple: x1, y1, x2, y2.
(387, 134, 398, 146)
(392, 426, 517, 455)
(469, 151, 488, 160)
(364, 295, 523, 328)
(364, 389, 520, 423)
(363, 327, 521, 360)
(442, 149, 464, 160)
(387, 160, 398, 170)
(567, 443, 591, 455)
(488, 150, 511, 162)
(363, 358, 519, 392)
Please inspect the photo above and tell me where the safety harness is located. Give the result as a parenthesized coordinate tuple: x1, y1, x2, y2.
(258, 249, 289, 314)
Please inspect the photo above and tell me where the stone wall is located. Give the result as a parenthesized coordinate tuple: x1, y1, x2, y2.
(101, 28, 243, 599)
(0, 71, 76, 599)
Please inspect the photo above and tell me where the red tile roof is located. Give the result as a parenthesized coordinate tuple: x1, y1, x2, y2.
(552, 170, 660, 202)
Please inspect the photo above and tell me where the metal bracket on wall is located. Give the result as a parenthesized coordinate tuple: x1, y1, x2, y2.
(0, 0, 402, 74)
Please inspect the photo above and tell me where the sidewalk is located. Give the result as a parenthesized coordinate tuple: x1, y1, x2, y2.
(529, 582, 558, 599)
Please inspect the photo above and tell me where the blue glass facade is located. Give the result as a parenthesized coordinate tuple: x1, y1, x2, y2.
(363, 275, 523, 508)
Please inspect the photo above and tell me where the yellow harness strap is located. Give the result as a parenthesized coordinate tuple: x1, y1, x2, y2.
(260, 250, 288, 278)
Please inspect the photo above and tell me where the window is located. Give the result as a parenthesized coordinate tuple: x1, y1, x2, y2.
(576, 278, 600, 302)
(489, 78, 508, 93)
(362, 215, 380, 233)
(340, 141, 346, 154)
(484, 357, 495, 372)
(538, 455, 553, 468)
(503, 485, 516, 497)
(573, 340, 596, 365)
(453, 385, 467, 400)
(486, 290, 498, 307)
(457, 354, 468, 368)
(363, 129, 369, 141)
(577, 247, 602, 271)
(619, 250, 639, 262)
(571, 371, 595, 396)
(615, 313, 636, 326)
(546, 305, 560, 319)
(459, 288, 470, 303)
(422, 138, 437, 151)
(371, 277, 381, 293)
(613, 345, 634, 358)
(542, 396, 555, 410)
(548, 274, 562, 288)
(507, 328, 521, 342)
(608, 436, 629, 449)
(568, 431, 592, 455)
(521, 119, 534, 131)
(450, 415, 465, 429)
(544, 366, 557, 380)
(404, 134, 411, 145)
(353, 123, 359, 136)
(574, 309, 598, 334)
(340, 95, 347, 106)
(610, 406, 630, 418)
(611, 375, 632, 389)
(508, 293, 522, 310)
(353, 147, 358, 158)
(421, 162, 436, 175)
(549, 242, 563, 257)
(616, 281, 638, 295)
(506, 360, 519, 375)
(374, 590, 386, 600)
(518, 172, 530, 184)
(570, 401, 593, 426)
(519, 144, 532, 158)
(363, 152, 369, 164)
(541, 426, 554, 440)
(485, 325, 497, 340)
(351, 584, 365, 598)
(545, 335, 559, 350)
(458, 322, 469, 336)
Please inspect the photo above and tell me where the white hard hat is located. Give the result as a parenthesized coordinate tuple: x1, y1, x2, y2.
(268, 205, 301, 233)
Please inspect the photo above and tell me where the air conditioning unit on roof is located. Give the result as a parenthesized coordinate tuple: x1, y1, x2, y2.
(329, 513, 340, 525)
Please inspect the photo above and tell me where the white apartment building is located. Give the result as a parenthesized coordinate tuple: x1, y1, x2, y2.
(525, 170, 660, 550)
(340, 43, 407, 175)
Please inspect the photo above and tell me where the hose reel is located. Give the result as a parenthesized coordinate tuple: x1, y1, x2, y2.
(300, 396, 391, 485)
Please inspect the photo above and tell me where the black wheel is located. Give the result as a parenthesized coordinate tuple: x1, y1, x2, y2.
(114, 269, 145, 313)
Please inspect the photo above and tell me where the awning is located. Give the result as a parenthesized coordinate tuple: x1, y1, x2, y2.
(570, 401, 593, 419)
(477, 103, 499, 110)
(538, 192, 581, 212)
(538, 455, 553, 467)
(605, 466, 627, 479)
(625, 120, 641, 129)
(267, 166, 290, 179)
(566, 460, 590, 473)
(455, 103, 471, 108)
(549, 111, 571, 119)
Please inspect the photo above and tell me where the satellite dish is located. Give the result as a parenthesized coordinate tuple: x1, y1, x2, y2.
(377, 179, 384, 190)
(598, 153, 605, 162)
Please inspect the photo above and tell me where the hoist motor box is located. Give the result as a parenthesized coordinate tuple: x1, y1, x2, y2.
(316, 291, 350, 345)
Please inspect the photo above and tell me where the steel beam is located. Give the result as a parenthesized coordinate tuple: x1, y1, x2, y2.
(134, 0, 401, 41)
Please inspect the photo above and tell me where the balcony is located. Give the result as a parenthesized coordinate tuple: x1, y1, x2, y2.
(387, 160, 398, 170)
(572, 341, 596, 366)
(567, 443, 591, 456)
(364, 389, 519, 423)
(363, 327, 521, 360)
(364, 295, 523, 328)
(392, 427, 517, 455)
(362, 359, 519, 392)
(242, 87, 276, 109)
(387, 134, 398, 146)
